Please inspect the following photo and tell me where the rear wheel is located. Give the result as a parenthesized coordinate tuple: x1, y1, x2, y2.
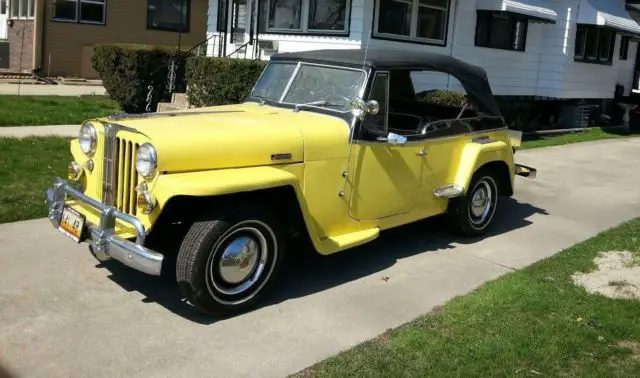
(447, 170, 500, 237)
(176, 204, 286, 316)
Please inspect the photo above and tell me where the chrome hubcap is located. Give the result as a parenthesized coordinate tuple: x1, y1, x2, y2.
(219, 236, 260, 285)
(469, 180, 493, 225)
(207, 226, 270, 297)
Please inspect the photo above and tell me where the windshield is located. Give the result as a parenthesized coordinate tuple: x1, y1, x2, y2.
(251, 62, 367, 112)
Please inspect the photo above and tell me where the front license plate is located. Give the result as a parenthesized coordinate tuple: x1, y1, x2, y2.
(57, 206, 86, 243)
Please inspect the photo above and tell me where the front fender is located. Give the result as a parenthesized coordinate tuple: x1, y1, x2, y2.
(152, 165, 324, 251)
(452, 140, 515, 192)
(154, 165, 303, 199)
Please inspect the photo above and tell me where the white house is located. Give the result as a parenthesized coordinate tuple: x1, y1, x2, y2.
(205, 0, 640, 128)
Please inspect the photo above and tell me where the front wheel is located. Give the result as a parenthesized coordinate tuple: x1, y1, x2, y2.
(447, 170, 500, 237)
(176, 205, 286, 317)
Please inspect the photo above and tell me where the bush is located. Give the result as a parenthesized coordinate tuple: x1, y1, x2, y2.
(92, 44, 190, 113)
(416, 89, 467, 108)
(186, 57, 267, 107)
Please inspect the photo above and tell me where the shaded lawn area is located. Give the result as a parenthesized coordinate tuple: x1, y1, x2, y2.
(0, 137, 71, 224)
(293, 218, 640, 377)
(521, 127, 639, 149)
(0, 95, 120, 126)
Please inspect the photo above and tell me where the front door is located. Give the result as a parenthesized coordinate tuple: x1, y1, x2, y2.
(224, 0, 259, 58)
(348, 142, 424, 221)
(348, 72, 424, 221)
(0, 0, 8, 40)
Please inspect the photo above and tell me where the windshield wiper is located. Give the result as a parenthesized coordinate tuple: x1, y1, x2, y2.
(293, 100, 345, 112)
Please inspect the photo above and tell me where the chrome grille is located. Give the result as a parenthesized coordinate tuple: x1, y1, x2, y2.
(101, 123, 139, 216)
(114, 137, 140, 215)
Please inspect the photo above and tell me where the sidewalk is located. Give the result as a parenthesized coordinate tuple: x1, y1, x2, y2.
(0, 83, 106, 96)
(0, 125, 79, 138)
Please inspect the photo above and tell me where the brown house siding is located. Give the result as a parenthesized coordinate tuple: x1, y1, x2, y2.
(8, 20, 34, 72)
(41, 0, 208, 79)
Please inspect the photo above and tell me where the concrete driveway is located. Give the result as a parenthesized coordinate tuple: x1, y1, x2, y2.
(1, 138, 640, 378)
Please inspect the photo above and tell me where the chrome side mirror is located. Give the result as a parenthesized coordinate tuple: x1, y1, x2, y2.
(349, 98, 380, 120)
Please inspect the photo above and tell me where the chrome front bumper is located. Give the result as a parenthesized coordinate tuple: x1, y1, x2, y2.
(46, 178, 164, 276)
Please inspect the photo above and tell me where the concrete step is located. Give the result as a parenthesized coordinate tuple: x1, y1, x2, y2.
(171, 92, 190, 109)
(156, 102, 187, 112)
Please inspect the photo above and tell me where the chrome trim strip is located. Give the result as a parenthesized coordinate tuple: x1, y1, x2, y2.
(107, 110, 244, 121)
(46, 178, 162, 276)
(353, 126, 509, 145)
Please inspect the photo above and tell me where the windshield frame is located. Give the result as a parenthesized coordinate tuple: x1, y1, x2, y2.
(247, 60, 370, 115)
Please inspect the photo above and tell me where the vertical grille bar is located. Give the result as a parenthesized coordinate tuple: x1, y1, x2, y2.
(122, 142, 131, 214)
(116, 137, 124, 211)
(130, 143, 139, 215)
(102, 125, 117, 206)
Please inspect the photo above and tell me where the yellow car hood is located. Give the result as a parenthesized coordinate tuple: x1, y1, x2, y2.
(101, 102, 344, 173)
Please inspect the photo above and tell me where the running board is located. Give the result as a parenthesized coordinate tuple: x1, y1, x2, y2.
(322, 228, 380, 251)
(515, 164, 537, 179)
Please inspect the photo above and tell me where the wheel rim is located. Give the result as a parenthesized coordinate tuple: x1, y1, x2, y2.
(468, 177, 497, 229)
(205, 221, 277, 305)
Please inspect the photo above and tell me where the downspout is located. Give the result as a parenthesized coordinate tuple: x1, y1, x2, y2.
(32, 0, 44, 72)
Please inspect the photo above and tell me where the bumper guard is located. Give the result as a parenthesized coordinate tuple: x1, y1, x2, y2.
(46, 178, 164, 276)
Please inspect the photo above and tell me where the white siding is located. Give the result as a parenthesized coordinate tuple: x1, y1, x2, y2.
(205, 0, 639, 99)
(559, 0, 638, 98)
(206, 0, 365, 58)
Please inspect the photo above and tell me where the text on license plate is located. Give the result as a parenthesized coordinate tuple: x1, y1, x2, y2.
(58, 206, 86, 243)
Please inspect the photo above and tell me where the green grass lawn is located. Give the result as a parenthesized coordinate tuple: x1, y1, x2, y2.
(0, 95, 120, 126)
(0, 137, 71, 224)
(521, 127, 638, 149)
(293, 219, 640, 377)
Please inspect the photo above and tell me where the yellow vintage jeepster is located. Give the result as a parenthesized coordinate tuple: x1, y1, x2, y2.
(46, 49, 536, 316)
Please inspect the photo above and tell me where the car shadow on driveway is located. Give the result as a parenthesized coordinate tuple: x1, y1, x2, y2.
(100, 197, 548, 325)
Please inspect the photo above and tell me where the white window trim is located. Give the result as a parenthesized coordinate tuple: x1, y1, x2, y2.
(51, 0, 107, 25)
(265, 0, 351, 35)
(373, 0, 450, 45)
(9, 0, 35, 20)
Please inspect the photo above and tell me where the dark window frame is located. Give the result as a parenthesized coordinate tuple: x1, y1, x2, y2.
(50, 0, 107, 25)
(146, 0, 191, 33)
(620, 35, 631, 60)
(371, 0, 452, 47)
(363, 71, 390, 136)
(474, 10, 528, 52)
(574, 24, 616, 65)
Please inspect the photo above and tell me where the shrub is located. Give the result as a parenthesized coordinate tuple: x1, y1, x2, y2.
(92, 44, 190, 113)
(186, 57, 267, 107)
(416, 89, 467, 108)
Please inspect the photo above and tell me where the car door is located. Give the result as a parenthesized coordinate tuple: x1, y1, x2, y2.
(348, 72, 424, 221)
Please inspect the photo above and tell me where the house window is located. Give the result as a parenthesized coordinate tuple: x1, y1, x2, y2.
(475, 11, 527, 51)
(574, 24, 616, 64)
(620, 35, 631, 60)
(51, 0, 106, 24)
(147, 0, 191, 33)
(263, 0, 350, 34)
(374, 0, 450, 45)
(9, 0, 34, 19)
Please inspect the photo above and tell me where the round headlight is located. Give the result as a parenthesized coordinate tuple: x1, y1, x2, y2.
(79, 123, 97, 156)
(136, 143, 158, 178)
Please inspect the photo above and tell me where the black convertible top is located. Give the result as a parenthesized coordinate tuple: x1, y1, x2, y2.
(270, 49, 501, 117)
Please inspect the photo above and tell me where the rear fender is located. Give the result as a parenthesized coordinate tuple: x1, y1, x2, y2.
(453, 140, 515, 194)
